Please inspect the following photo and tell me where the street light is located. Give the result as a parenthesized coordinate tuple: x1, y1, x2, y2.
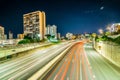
(98, 29, 103, 34)
(92, 33, 97, 38)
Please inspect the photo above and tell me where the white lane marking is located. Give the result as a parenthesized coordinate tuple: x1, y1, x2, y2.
(67, 77, 69, 80)
(0, 49, 46, 70)
(80, 54, 82, 80)
(42, 50, 47, 53)
(90, 66, 92, 69)
(0, 44, 66, 73)
(93, 75, 96, 78)
(0, 55, 37, 73)
(9, 43, 72, 80)
(54, 75, 57, 80)
(72, 59, 74, 63)
(0, 59, 37, 79)
(65, 59, 67, 62)
(0, 48, 51, 74)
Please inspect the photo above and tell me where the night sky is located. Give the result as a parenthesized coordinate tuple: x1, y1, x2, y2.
(0, 0, 120, 38)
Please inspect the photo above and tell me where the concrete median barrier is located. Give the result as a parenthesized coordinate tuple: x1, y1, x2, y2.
(28, 43, 76, 80)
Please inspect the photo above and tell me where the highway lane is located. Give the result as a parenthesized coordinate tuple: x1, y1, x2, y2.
(0, 43, 50, 58)
(84, 43, 120, 80)
(47, 42, 120, 80)
(0, 42, 72, 80)
(47, 42, 94, 80)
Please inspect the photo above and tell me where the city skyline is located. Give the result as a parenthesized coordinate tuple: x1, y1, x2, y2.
(0, 0, 120, 37)
(0, 0, 120, 79)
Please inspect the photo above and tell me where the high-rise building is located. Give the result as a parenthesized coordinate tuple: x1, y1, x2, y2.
(57, 33, 61, 39)
(9, 31, 13, 39)
(46, 25, 51, 35)
(17, 34, 24, 39)
(46, 25, 57, 38)
(66, 32, 73, 40)
(23, 11, 46, 40)
(3, 34, 7, 40)
(0, 26, 4, 40)
(42, 12, 46, 38)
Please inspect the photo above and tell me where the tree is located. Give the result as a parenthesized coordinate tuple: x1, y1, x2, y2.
(24, 35, 32, 40)
(45, 34, 51, 40)
(18, 39, 30, 44)
(92, 33, 97, 38)
(114, 36, 120, 44)
(105, 32, 111, 36)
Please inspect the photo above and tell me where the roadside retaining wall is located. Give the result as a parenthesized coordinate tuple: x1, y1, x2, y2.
(94, 41, 120, 67)
(0, 44, 52, 62)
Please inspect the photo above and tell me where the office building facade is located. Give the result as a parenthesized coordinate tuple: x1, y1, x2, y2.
(66, 32, 73, 40)
(17, 34, 24, 39)
(0, 26, 4, 40)
(23, 11, 46, 40)
(57, 33, 61, 39)
(9, 31, 13, 39)
(46, 25, 57, 38)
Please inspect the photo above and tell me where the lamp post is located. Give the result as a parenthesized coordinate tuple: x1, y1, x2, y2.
(99, 29, 103, 35)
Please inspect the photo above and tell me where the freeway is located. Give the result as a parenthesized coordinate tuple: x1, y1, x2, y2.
(84, 43, 120, 80)
(0, 41, 73, 80)
(0, 42, 51, 59)
(47, 42, 93, 80)
(47, 42, 120, 80)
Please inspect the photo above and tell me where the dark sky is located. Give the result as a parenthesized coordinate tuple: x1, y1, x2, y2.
(0, 0, 120, 37)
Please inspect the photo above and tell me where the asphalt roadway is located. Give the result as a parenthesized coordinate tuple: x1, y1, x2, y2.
(0, 42, 72, 80)
(47, 42, 120, 80)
